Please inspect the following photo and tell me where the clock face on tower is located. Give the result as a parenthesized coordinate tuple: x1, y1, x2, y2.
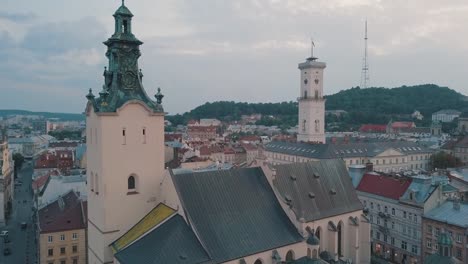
(304, 79, 308, 85)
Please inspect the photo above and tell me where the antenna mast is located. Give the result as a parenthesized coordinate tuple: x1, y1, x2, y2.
(360, 19, 370, 88)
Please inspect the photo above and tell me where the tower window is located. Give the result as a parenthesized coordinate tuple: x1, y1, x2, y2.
(122, 20, 128, 33)
(127, 175, 138, 194)
(315, 90, 319, 99)
(142, 127, 146, 144)
(304, 90, 308, 98)
(122, 128, 126, 145)
(302, 120, 306, 132)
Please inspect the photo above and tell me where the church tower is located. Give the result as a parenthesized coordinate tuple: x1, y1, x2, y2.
(297, 44, 326, 143)
(85, 2, 165, 263)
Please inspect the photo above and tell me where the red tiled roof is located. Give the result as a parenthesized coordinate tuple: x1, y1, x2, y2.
(187, 126, 217, 132)
(32, 174, 51, 190)
(241, 143, 258, 151)
(239, 135, 261, 142)
(164, 133, 182, 142)
(359, 124, 387, 133)
(39, 191, 87, 233)
(356, 173, 412, 200)
(392, 122, 415, 129)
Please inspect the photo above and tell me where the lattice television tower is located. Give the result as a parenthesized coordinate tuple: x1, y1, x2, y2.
(360, 19, 370, 88)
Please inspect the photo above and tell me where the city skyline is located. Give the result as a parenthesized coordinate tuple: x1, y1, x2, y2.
(1, 0, 468, 114)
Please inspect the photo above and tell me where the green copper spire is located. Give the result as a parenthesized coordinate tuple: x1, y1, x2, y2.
(88, 2, 164, 114)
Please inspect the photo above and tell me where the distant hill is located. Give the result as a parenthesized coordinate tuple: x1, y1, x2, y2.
(325, 84, 468, 116)
(166, 84, 468, 129)
(0, 110, 84, 121)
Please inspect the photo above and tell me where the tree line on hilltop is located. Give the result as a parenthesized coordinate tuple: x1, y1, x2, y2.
(166, 84, 468, 131)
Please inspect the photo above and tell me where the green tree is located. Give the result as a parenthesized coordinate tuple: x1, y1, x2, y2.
(429, 152, 462, 169)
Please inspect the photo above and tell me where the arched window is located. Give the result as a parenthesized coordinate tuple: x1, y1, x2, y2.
(253, 259, 263, 264)
(304, 90, 308, 98)
(315, 90, 319, 99)
(285, 250, 295, 261)
(307, 248, 311, 258)
(128, 175, 136, 190)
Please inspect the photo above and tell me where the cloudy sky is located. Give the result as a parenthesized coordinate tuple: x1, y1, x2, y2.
(1, 0, 468, 114)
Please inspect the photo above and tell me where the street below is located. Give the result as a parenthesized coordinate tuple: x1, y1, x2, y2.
(0, 161, 36, 264)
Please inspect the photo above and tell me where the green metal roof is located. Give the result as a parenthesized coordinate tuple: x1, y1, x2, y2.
(114, 1, 133, 17)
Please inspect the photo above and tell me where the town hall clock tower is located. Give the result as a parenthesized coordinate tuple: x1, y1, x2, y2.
(85, 2, 166, 263)
(297, 46, 326, 144)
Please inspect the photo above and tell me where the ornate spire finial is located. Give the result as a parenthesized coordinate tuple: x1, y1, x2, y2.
(122, 0, 125, 6)
(155, 87, 164, 104)
(86, 88, 95, 100)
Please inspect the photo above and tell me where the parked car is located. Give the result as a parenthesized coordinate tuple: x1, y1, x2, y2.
(0, 231, 8, 237)
(3, 248, 10, 256)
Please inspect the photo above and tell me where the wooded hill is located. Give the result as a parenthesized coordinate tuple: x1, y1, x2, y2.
(167, 84, 468, 130)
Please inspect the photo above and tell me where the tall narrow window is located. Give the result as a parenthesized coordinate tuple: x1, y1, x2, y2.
(315, 90, 319, 99)
(304, 90, 308, 98)
(128, 176, 136, 190)
(142, 127, 146, 144)
(123, 20, 128, 33)
(302, 120, 306, 132)
(95, 174, 99, 195)
(122, 128, 126, 145)
(338, 222, 343, 257)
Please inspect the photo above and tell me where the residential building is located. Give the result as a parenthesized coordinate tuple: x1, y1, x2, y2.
(37, 174, 87, 208)
(457, 112, 468, 134)
(0, 128, 13, 226)
(422, 200, 468, 264)
(38, 191, 87, 264)
(440, 136, 468, 165)
(412, 111, 424, 120)
(264, 140, 432, 173)
(187, 126, 218, 141)
(356, 173, 445, 264)
(432, 109, 461, 123)
(8, 135, 54, 158)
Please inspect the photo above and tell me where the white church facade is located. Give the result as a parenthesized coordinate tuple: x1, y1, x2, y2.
(86, 3, 371, 264)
